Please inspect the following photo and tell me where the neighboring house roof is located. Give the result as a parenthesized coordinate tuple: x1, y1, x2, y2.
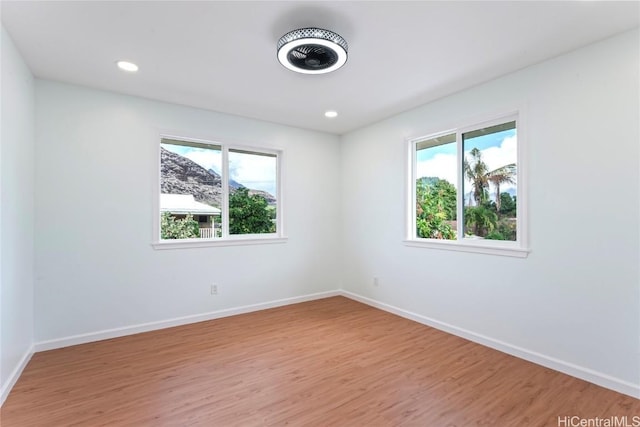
(160, 194, 221, 215)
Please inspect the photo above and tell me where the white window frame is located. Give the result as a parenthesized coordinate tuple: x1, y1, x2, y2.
(152, 134, 286, 250)
(404, 111, 529, 258)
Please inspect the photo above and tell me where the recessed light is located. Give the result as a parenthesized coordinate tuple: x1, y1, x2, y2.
(116, 60, 139, 72)
(324, 110, 338, 118)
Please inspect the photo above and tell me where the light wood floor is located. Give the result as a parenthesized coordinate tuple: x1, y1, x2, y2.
(2, 296, 638, 426)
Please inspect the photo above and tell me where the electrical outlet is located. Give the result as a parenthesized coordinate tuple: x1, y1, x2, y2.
(373, 277, 379, 287)
(211, 284, 218, 295)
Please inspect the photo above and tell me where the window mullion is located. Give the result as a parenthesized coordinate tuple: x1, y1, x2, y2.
(456, 130, 464, 240)
(221, 146, 230, 238)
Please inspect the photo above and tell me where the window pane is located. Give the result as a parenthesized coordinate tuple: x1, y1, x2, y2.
(160, 140, 222, 239)
(415, 133, 458, 240)
(462, 121, 517, 241)
(228, 149, 277, 235)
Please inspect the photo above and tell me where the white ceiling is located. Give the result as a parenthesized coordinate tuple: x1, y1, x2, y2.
(2, 1, 638, 135)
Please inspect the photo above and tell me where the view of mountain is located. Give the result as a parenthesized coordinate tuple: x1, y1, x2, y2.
(211, 169, 244, 191)
(160, 148, 275, 207)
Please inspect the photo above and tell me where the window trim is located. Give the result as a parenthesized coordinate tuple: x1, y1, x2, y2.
(152, 133, 286, 250)
(405, 111, 529, 258)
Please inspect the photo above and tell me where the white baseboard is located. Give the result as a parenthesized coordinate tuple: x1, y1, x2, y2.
(24, 289, 640, 401)
(340, 290, 640, 399)
(34, 290, 340, 352)
(1, 345, 34, 406)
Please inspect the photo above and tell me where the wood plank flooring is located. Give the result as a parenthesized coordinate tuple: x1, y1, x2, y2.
(2, 296, 638, 426)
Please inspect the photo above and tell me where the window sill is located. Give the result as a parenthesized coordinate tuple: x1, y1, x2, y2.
(403, 239, 530, 258)
(152, 236, 288, 250)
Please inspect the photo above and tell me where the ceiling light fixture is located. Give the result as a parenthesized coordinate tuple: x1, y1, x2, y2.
(324, 110, 338, 118)
(277, 28, 348, 74)
(116, 60, 139, 72)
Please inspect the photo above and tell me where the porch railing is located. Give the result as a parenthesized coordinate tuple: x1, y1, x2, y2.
(199, 228, 215, 238)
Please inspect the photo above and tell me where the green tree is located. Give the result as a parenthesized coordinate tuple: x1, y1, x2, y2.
(463, 148, 517, 242)
(482, 193, 517, 241)
(487, 164, 516, 212)
(492, 219, 517, 240)
(416, 177, 456, 239)
(498, 192, 516, 216)
(229, 187, 275, 234)
(464, 205, 497, 237)
(161, 212, 199, 239)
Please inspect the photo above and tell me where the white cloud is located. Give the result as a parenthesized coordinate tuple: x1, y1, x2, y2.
(417, 152, 458, 188)
(229, 152, 277, 196)
(479, 135, 517, 172)
(475, 135, 517, 193)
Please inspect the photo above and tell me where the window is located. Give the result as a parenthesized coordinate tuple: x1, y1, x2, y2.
(407, 114, 528, 257)
(154, 136, 283, 248)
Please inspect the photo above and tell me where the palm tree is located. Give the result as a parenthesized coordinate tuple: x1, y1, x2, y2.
(463, 148, 489, 206)
(487, 163, 516, 212)
(465, 148, 517, 212)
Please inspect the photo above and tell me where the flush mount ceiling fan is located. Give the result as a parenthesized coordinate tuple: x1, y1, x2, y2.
(277, 28, 348, 74)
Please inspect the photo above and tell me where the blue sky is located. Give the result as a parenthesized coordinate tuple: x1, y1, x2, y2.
(162, 144, 277, 196)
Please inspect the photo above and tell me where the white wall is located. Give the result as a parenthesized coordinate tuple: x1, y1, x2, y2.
(34, 81, 342, 343)
(340, 29, 639, 396)
(0, 26, 35, 403)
